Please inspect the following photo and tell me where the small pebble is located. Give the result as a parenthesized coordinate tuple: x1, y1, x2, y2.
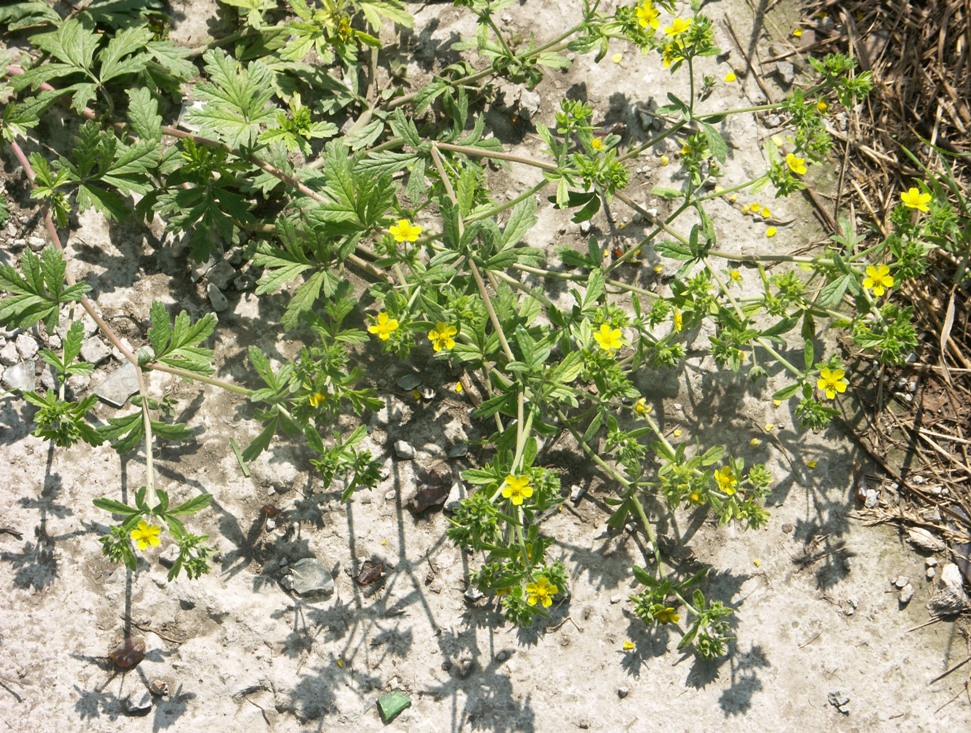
(893, 575, 909, 589)
(617, 687, 630, 699)
(393, 440, 415, 459)
(898, 583, 914, 605)
(396, 374, 421, 391)
(926, 567, 936, 580)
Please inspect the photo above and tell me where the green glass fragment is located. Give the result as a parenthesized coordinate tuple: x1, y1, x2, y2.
(377, 690, 411, 723)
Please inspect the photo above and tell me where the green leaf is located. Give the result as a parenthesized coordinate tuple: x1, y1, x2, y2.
(699, 121, 728, 165)
(499, 197, 537, 250)
(772, 384, 801, 401)
(97, 26, 152, 83)
(30, 19, 99, 75)
(655, 241, 694, 261)
(282, 270, 328, 330)
(146, 301, 217, 374)
(187, 49, 276, 148)
(77, 183, 129, 221)
(167, 493, 213, 517)
(815, 273, 853, 309)
(93, 497, 140, 515)
(0, 247, 90, 333)
(359, 0, 414, 31)
(126, 87, 162, 141)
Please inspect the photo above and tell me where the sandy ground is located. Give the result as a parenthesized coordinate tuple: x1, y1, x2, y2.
(1, 1, 970, 731)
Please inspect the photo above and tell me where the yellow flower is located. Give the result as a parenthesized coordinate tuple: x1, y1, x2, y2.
(309, 391, 327, 407)
(664, 17, 692, 36)
(714, 466, 737, 495)
(672, 309, 683, 333)
(654, 606, 680, 624)
(367, 311, 399, 341)
(792, 28, 803, 37)
(659, 155, 670, 166)
(749, 203, 761, 213)
(611, 52, 623, 64)
(724, 71, 737, 82)
(760, 207, 771, 219)
(591, 137, 604, 150)
(593, 323, 624, 352)
(525, 576, 558, 608)
(749, 437, 762, 447)
(428, 322, 458, 351)
(636, 0, 660, 29)
(729, 269, 742, 282)
(766, 226, 777, 238)
(785, 153, 808, 175)
(672, 428, 683, 438)
(863, 264, 894, 296)
(816, 100, 829, 113)
(662, 41, 685, 68)
(622, 640, 636, 651)
(817, 367, 848, 400)
(806, 459, 818, 469)
(634, 397, 652, 416)
(764, 422, 774, 431)
(502, 474, 533, 506)
(454, 381, 463, 393)
(900, 187, 931, 212)
(389, 218, 422, 243)
(688, 490, 704, 504)
(130, 520, 161, 551)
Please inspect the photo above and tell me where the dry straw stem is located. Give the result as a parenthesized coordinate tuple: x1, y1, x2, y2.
(805, 0, 971, 576)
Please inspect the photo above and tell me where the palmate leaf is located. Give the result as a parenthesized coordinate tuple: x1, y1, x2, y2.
(0, 247, 90, 333)
(97, 25, 152, 83)
(187, 49, 276, 148)
(146, 301, 217, 375)
(157, 181, 253, 260)
(29, 19, 99, 75)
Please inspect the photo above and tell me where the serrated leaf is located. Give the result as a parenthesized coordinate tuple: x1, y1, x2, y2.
(97, 25, 152, 83)
(815, 273, 852, 309)
(102, 140, 160, 195)
(126, 87, 162, 141)
(499, 197, 537, 250)
(144, 40, 197, 81)
(93, 497, 140, 515)
(30, 19, 99, 73)
(167, 493, 213, 516)
(63, 319, 85, 366)
(359, 0, 413, 31)
(188, 49, 276, 148)
(146, 301, 216, 374)
(77, 183, 129, 221)
(282, 270, 327, 330)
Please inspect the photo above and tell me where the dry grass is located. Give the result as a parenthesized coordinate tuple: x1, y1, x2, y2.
(803, 0, 971, 585)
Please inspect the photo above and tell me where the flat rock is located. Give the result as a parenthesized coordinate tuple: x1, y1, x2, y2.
(15, 331, 39, 360)
(393, 440, 415, 459)
(207, 282, 229, 312)
(206, 260, 237, 290)
(94, 361, 139, 406)
(289, 558, 334, 598)
(2, 360, 35, 392)
(908, 527, 946, 553)
(80, 337, 112, 366)
(0, 341, 20, 366)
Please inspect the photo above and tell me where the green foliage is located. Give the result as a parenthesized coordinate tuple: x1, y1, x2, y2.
(2, 0, 945, 663)
(94, 486, 214, 579)
(0, 247, 90, 334)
